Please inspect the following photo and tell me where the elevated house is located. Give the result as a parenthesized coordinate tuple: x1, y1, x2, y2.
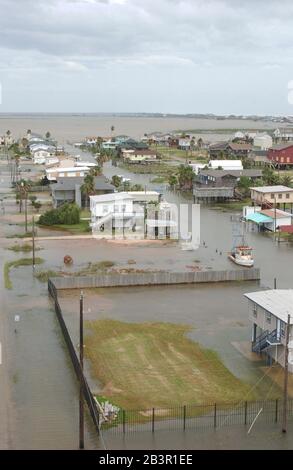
(253, 132, 272, 150)
(121, 148, 157, 164)
(244, 289, 293, 371)
(50, 176, 114, 208)
(247, 148, 270, 167)
(209, 142, 252, 159)
(197, 169, 262, 188)
(268, 143, 293, 168)
(90, 192, 177, 239)
(244, 207, 292, 232)
(273, 128, 293, 143)
(250, 185, 293, 208)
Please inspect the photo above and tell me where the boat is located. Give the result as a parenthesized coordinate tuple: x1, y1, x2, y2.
(228, 245, 254, 267)
(228, 215, 254, 267)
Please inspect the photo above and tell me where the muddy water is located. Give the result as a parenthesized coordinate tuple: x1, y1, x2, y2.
(2, 153, 293, 449)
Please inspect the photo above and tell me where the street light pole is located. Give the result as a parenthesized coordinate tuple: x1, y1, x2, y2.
(282, 313, 291, 433)
(32, 216, 35, 269)
(79, 291, 85, 449)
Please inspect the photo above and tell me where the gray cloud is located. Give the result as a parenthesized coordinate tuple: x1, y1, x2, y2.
(0, 0, 292, 112)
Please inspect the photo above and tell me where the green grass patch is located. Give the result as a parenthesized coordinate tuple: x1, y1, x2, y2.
(7, 243, 41, 253)
(39, 220, 90, 234)
(4, 257, 44, 289)
(34, 269, 60, 282)
(86, 319, 258, 412)
(121, 162, 175, 177)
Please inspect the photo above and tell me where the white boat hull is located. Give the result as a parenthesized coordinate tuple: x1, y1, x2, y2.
(228, 254, 254, 267)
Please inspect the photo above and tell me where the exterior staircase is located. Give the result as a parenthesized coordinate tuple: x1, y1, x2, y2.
(252, 329, 281, 353)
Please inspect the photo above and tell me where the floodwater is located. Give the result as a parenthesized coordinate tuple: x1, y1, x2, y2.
(0, 114, 283, 142)
(1, 124, 293, 449)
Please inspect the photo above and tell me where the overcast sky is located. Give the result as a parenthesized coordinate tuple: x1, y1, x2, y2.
(0, 0, 293, 114)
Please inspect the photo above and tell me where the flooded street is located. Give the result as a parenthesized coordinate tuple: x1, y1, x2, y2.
(1, 143, 293, 449)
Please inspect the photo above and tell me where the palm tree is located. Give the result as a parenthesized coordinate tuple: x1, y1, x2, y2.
(89, 166, 102, 177)
(110, 126, 115, 139)
(197, 137, 203, 149)
(177, 165, 194, 190)
(6, 130, 11, 136)
(81, 174, 95, 208)
(45, 131, 51, 140)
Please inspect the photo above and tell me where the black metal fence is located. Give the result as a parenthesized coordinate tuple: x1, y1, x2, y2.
(48, 279, 100, 432)
(102, 398, 293, 433)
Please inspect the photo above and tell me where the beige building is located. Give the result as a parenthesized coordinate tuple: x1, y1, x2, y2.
(250, 185, 293, 205)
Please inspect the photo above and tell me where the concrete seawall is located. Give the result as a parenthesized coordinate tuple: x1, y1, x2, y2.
(50, 268, 260, 289)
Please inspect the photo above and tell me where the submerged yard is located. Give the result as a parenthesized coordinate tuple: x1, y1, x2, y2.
(85, 319, 258, 410)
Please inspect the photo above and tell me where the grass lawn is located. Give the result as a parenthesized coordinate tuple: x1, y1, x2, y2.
(85, 319, 257, 411)
(39, 220, 90, 234)
(4, 257, 44, 289)
(210, 199, 251, 212)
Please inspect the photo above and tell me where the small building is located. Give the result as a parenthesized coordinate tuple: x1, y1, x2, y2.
(250, 185, 293, 206)
(268, 143, 293, 167)
(244, 208, 292, 232)
(248, 148, 270, 166)
(253, 133, 273, 150)
(33, 150, 54, 164)
(244, 289, 293, 371)
(209, 159, 243, 171)
(50, 176, 115, 208)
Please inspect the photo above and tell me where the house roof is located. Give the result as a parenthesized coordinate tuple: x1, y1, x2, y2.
(244, 290, 293, 324)
(199, 169, 262, 178)
(250, 185, 293, 193)
(228, 142, 252, 151)
(245, 212, 272, 224)
(270, 142, 293, 151)
(51, 176, 114, 192)
(90, 192, 133, 203)
(260, 209, 292, 219)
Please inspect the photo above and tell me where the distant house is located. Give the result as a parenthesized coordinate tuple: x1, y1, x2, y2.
(178, 138, 191, 150)
(121, 149, 157, 163)
(253, 133, 273, 150)
(46, 166, 91, 182)
(273, 128, 293, 142)
(268, 143, 293, 167)
(209, 159, 243, 170)
(250, 185, 293, 206)
(102, 140, 118, 150)
(244, 289, 293, 371)
(244, 207, 292, 232)
(51, 176, 114, 208)
(197, 169, 262, 188)
(33, 150, 54, 164)
(248, 148, 270, 166)
(209, 142, 252, 158)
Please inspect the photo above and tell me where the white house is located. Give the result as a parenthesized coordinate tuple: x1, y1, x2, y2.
(253, 133, 273, 150)
(209, 159, 243, 171)
(46, 166, 91, 181)
(121, 149, 157, 163)
(33, 150, 54, 164)
(102, 140, 117, 150)
(89, 191, 177, 239)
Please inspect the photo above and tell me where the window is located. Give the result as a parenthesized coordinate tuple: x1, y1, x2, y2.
(265, 311, 271, 324)
(271, 193, 275, 199)
(102, 205, 108, 214)
(253, 303, 257, 318)
(59, 172, 64, 177)
(278, 193, 282, 199)
(286, 193, 290, 199)
(121, 204, 126, 212)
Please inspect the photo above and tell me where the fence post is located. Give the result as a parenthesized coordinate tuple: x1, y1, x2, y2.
(152, 408, 155, 433)
(123, 409, 126, 434)
(275, 399, 278, 423)
(214, 403, 217, 428)
(183, 405, 186, 431)
(244, 401, 247, 425)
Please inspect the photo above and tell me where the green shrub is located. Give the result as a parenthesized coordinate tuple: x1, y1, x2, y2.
(38, 202, 80, 226)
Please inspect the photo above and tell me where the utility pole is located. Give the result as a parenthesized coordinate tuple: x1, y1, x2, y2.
(24, 191, 28, 233)
(282, 313, 291, 433)
(32, 216, 35, 269)
(79, 291, 85, 449)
